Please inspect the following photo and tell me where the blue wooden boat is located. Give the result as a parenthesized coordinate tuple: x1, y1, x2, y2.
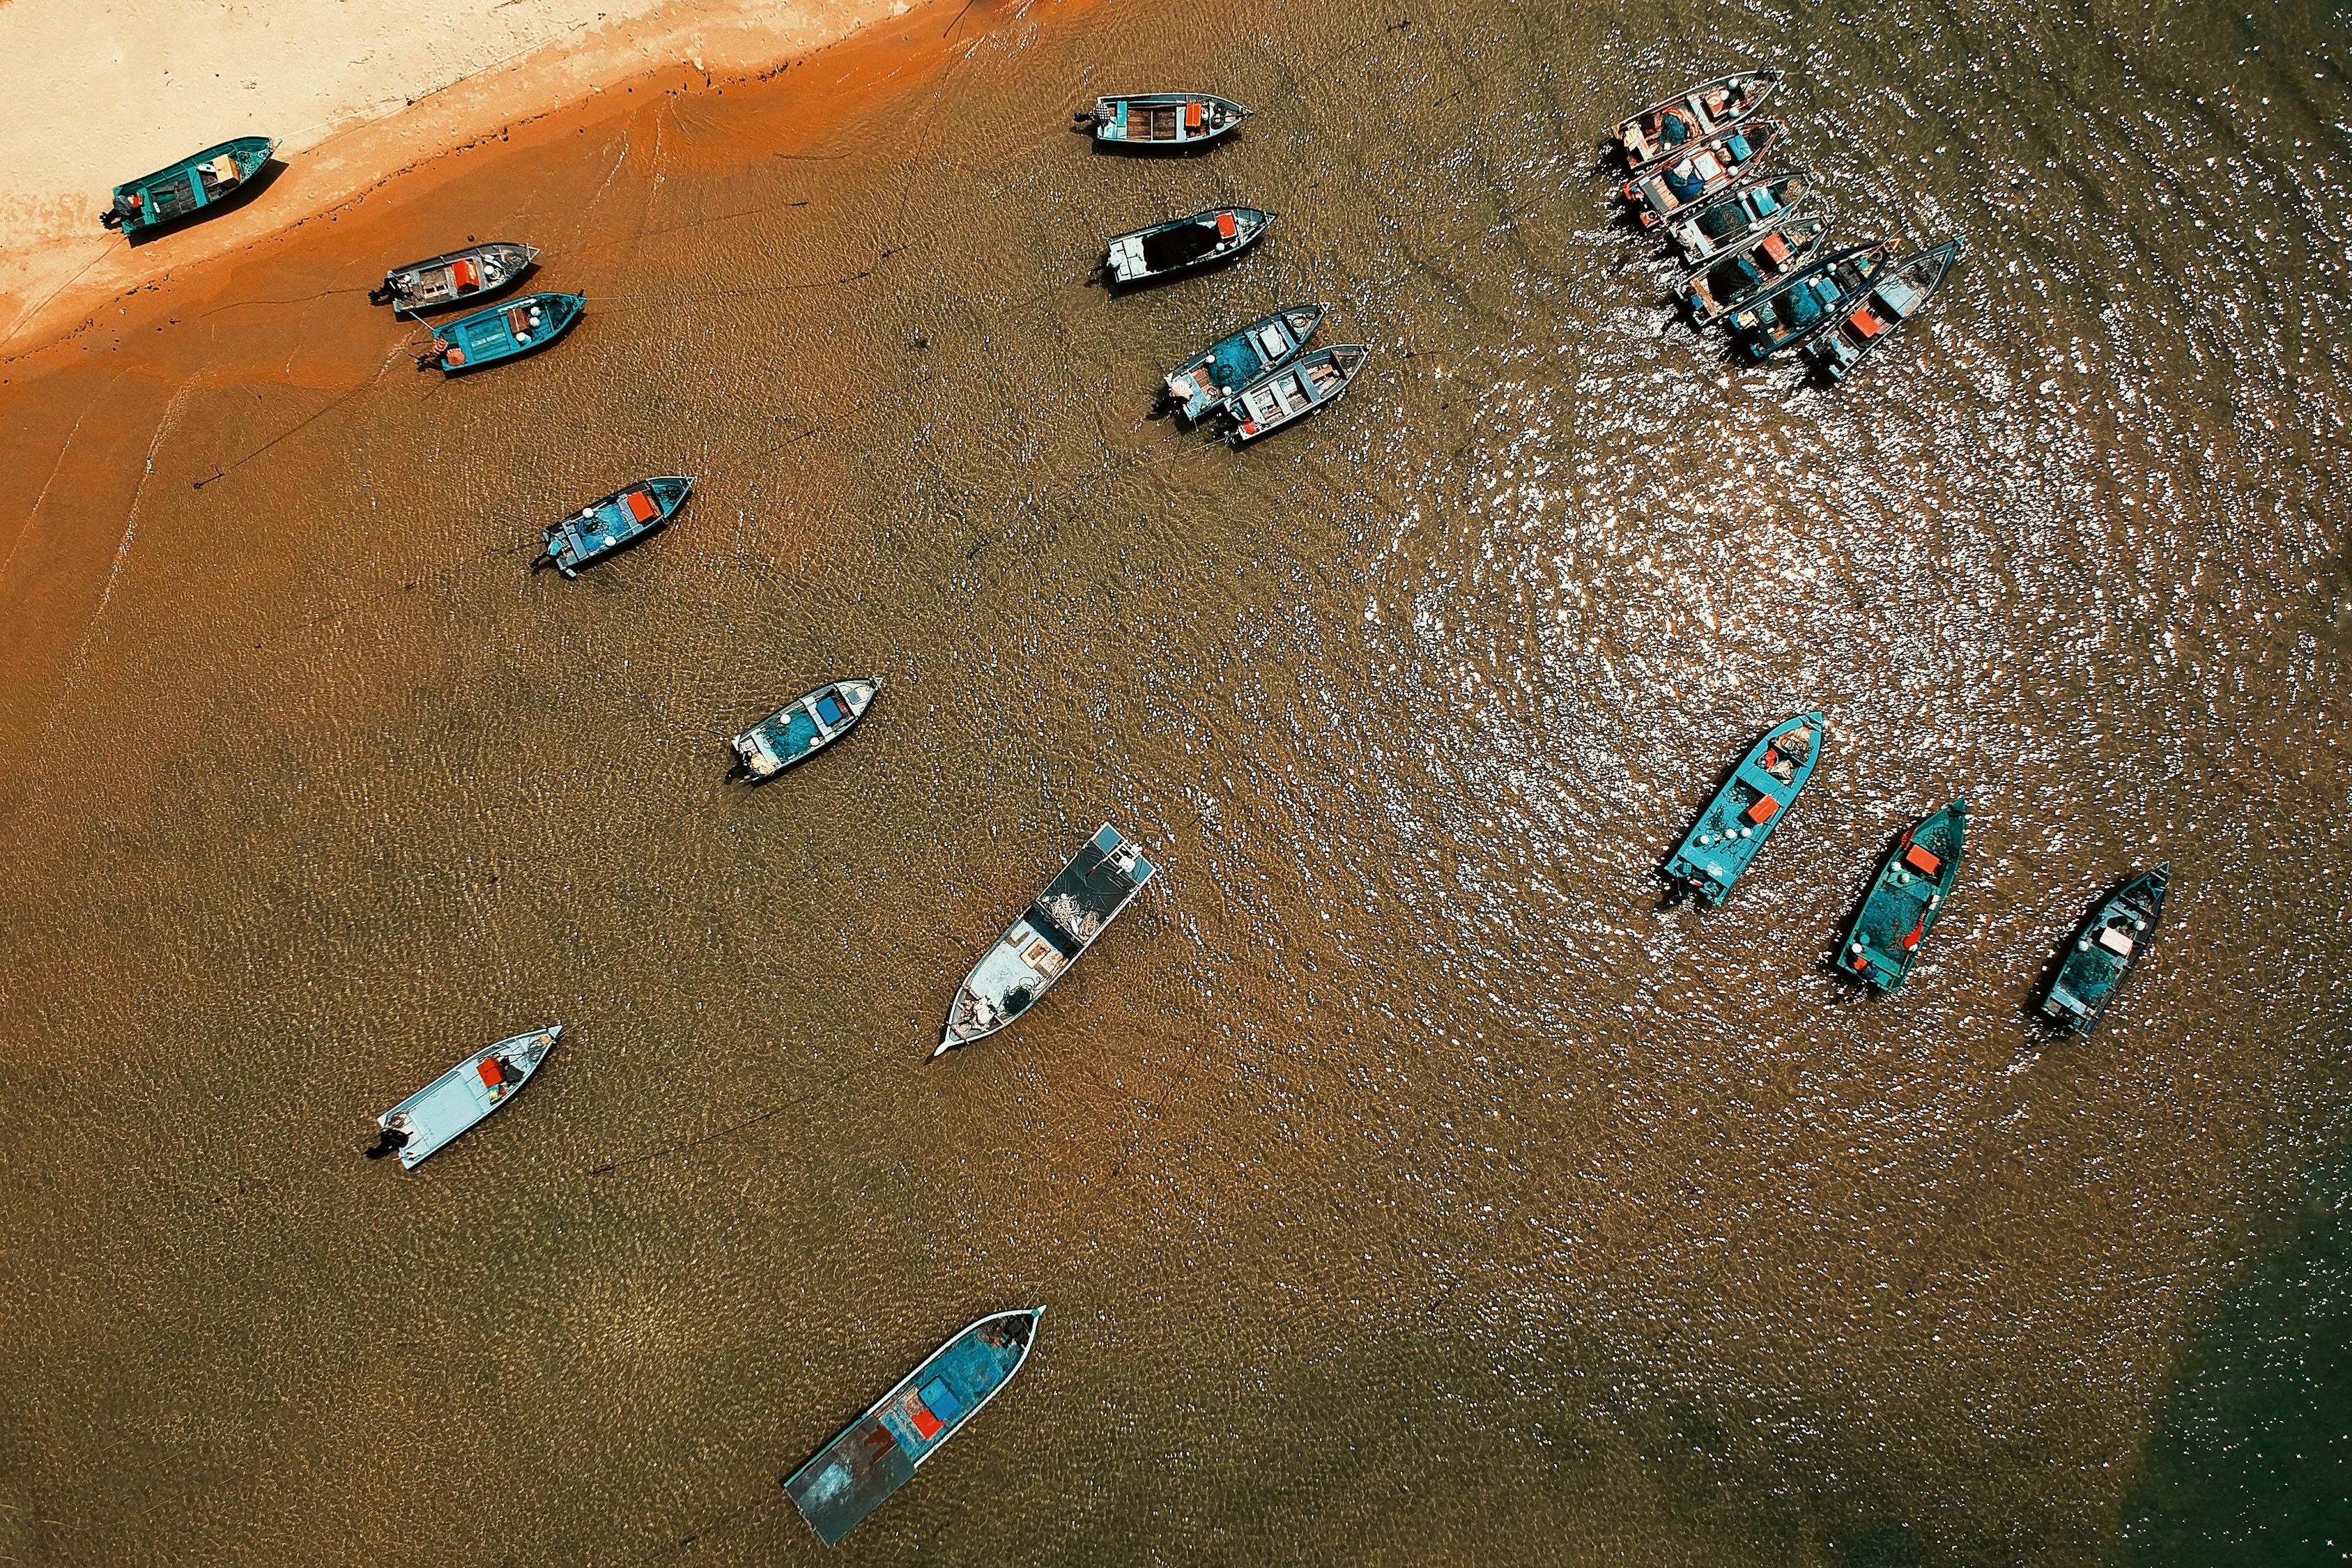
(1665, 171, 1815, 262)
(1678, 215, 1830, 326)
(2040, 865, 2168, 1033)
(1165, 304, 1324, 421)
(1224, 344, 1369, 446)
(1839, 801, 1966, 992)
(1102, 208, 1270, 285)
(730, 678, 879, 778)
(1728, 241, 1896, 360)
(422, 291, 584, 373)
(541, 476, 693, 577)
(102, 137, 274, 233)
(1622, 119, 1784, 229)
(785, 1307, 1044, 1546)
(937, 824, 1154, 1055)
(374, 1025, 558, 1169)
(1079, 93, 1250, 148)
(1804, 238, 1963, 382)
(371, 241, 539, 310)
(1660, 713, 1824, 905)
(1608, 70, 1781, 170)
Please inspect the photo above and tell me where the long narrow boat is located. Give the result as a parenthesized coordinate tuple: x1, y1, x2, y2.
(1607, 70, 1782, 169)
(541, 476, 693, 577)
(1101, 208, 1270, 285)
(938, 824, 1155, 1056)
(1224, 344, 1368, 446)
(1660, 713, 1824, 905)
(1728, 241, 1896, 360)
(371, 242, 539, 310)
(1622, 119, 1784, 229)
(1665, 171, 1814, 262)
(785, 1308, 1045, 1546)
(1803, 238, 1963, 382)
(1839, 801, 1966, 992)
(1678, 215, 1831, 325)
(102, 137, 275, 233)
(1079, 93, 1250, 148)
(731, 678, 879, 779)
(1165, 304, 1325, 421)
(375, 1025, 559, 1169)
(2040, 865, 2168, 1033)
(422, 291, 585, 374)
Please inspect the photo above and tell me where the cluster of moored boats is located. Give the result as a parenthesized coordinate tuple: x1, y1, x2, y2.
(1604, 70, 1962, 380)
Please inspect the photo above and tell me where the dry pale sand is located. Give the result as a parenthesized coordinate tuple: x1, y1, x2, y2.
(0, 0, 930, 355)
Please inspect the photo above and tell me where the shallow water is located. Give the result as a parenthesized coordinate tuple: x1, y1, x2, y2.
(1, 0, 2347, 1562)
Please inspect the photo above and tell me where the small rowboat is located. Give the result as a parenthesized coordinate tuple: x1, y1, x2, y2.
(1666, 171, 1814, 263)
(1608, 70, 1781, 170)
(376, 1025, 558, 1169)
(541, 476, 693, 577)
(1165, 304, 1325, 421)
(1225, 344, 1369, 446)
(1622, 119, 1783, 228)
(422, 291, 585, 373)
(1678, 215, 1830, 326)
(1102, 207, 1270, 285)
(1839, 800, 1966, 992)
(371, 242, 539, 310)
(1660, 713, 1824, 905)
(1804, 238, 1963, 382)
(1728, 241, 1896, 360)
(2040, 865, 2168, 1033)
(101, 137, 275, 234)
(939, 824, 1154, 1055)
(731, 678, 879, 779)
(1079, 93, 1250, 148)
(785, 1307, 1044, 1546)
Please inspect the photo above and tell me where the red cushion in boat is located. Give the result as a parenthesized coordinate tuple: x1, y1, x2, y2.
(625, 490, 659, 523)
(907, 1396, 944, 1440)
(477, 1058, 503, 1088)
(1744, 794, 1779, 825)
(1903, 843, 1941, 877)
(1216, 211, 1237, 238)
(1186, 100, 1203, 129)
(453, 258, 479, 289)
(1759, 233, 1792, 264)
(1850, 307, 1886, 338)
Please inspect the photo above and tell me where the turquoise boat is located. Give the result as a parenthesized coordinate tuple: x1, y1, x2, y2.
(1664, 171, 1815, 263)
(730, 678, 879, 778)
(785, 1307, 1044, 1546)
(373, 1025, 558, 1169)
(1679, 214, 1831, 326)
(1078, 93, 1250, 148)
(1729, 242, 1896, 360)
(541, 476, 692, 577)
(1661, 712, 1824, 905)
(1804, 238, 1964, 383)
(1165, 304, 1324, 421)
(2040, 865, 2168, 1032)
(102, 137, 274, 233)
(938, 824, 1155, 1055)
(422, 291, 584, 373)
(1839, 800, 1966, 991)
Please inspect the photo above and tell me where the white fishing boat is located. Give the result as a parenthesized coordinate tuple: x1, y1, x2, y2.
(375, 1025, 558, 1169)
(938, 824, 1154, 1055)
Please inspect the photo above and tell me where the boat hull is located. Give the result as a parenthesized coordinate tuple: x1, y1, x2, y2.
(1661, 713, 1824, 905)
(1086, 93, 1249, 148)
(1666, 172, 1814, 263)
(378, 1025, 558, 1169)
(2040, 865, 2167, 1032)
(546, 476, 694, 576)
(429, 291, 585, 374)
(939, 824, 1155, 1052)
(1167, 304, 1324, 421)
(1104, 208, 1270, 284)
(103, 137, 275, 233)
(1805, 238, 1963, 382)
(1610, 70, 1782, 169)
(1225, 344, 1368, 445)
(1840, 802, 1967, 991)
(732, 678, 879, 778)
(376, 242, 539, 309)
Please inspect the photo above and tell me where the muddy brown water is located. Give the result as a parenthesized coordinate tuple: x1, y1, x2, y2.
(1, 0, 2347, 1562)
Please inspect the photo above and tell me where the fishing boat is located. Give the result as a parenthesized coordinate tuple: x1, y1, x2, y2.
(731, 678, 879, 778)
(1164, 304, 1325, 421)
(420, 291, 585, 373)
(1224, 344, 1368, 445)
(785, 1307, 1044, 1546)
(371, 242, 539, 310)
(1608, 70, 1782, 169)
(1622, 119, 1783, 229)
(2040, 865, 2168, 1033)
(1838, 800, 1966, 992)
(1101, 208, 1270, 285)
(937, 824, 1155, 1056)
(101, 137, 275, 233)
(540, 476, 692, 577)
(1078, 93, 1250, 149)
(1804, 238, 1963, 382)
(1660, 712, 1824, 905)
(1677, 215, 1831, 326)
(1665, 171, 1814, 262)
(1728, 241, 1896, 360)
(374, 1025, 558, 1169)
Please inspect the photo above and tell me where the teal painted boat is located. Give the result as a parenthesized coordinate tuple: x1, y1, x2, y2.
(1661, 712, 1824, 905)
(730, 678, 879, 778)
(102, 137, 275, 233)
(785, 1307, 1043, 1546)
(541, 476, 692, 577)
(1679, 214, 1831, 326)
(1165, 304, 1324, 421)
(2040, 864, 2168, 1032)
(1664, 171, 1815, 263)
(1102, 208, 1270, 284)
(1078, 93, 1250, 148)
(1804, 238, 1963, 383)
(422, 291, 584, 373)
(938, 824, 1155, 1055)
(373, 1025, 558, 1169)
(1729, 241, 1896, 360)
(1839, 800, 1966, 991)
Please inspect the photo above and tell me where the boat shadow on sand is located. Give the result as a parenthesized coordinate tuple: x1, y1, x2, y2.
(122, 157, 289, 246)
